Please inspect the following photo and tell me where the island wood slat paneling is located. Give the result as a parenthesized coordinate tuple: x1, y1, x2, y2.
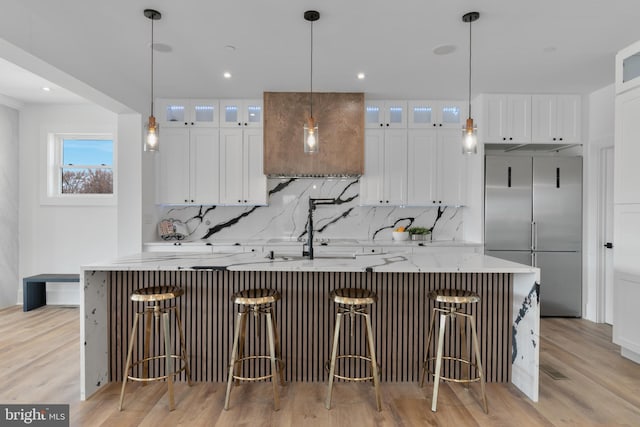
(108, 271, 512, 384)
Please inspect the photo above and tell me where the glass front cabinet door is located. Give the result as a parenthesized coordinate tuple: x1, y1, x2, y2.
(407, 101, 465, 129)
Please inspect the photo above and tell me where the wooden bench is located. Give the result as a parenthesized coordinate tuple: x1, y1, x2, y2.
(23, 274, 80, 312)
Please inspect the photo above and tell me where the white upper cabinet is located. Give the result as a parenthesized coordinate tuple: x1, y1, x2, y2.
(157, 127, 220, 205)
(219, 128, 267, 205)
(360, 129, 408, 205)
(407, 129, 467, 206)
(219, 99, 263, 128)
(407, 100, 466, 129)
(364, 100, 407, 129)
(531, 95, 581, 144)
(156, 99, 219, 128)
(483, 94, 531, 143)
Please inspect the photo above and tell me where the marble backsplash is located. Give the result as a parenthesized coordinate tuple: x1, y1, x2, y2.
(158, 178, 464, 242)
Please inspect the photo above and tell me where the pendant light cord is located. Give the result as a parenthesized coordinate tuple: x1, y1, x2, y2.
(468, 17, 472, 119)
(150, 15, 155, 116)
(310, 19, 313, 119)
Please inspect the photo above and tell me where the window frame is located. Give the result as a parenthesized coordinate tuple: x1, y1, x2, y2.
(42, 132, 117, 206)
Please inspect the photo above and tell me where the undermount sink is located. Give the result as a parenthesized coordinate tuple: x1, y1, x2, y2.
(265, 238, 360, 245)
(275, 254, 356, 261)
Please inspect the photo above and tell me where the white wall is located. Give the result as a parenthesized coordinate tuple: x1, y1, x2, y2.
(584, 84, 615, 321)
(0, 104, 19, 308)
(18, 104, 119, 305)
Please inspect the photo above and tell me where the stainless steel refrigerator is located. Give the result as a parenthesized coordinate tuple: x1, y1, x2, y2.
(485, 155, 582, 317)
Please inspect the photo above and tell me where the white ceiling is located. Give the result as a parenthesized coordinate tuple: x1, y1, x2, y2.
(1, 0, 640, 112)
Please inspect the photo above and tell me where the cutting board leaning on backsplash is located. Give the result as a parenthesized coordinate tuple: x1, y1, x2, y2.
(263, 92, 364, 177)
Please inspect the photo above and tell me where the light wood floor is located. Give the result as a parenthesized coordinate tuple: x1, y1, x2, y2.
(1, 306, 639, 426)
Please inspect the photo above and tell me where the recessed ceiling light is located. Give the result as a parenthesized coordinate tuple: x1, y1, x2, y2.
(433, 44, 456, 55)
(42, 87, 51, 92)
(223, 72, 232, 79)
(357, 72, 365, 80)
(224, 45, 236, 52)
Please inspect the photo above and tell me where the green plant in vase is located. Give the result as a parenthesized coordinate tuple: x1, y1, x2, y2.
(407, 227, 431, 241)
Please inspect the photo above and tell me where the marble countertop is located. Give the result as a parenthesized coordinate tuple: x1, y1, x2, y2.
(82, 251, 537, 274)
(145, 238, 482, 248)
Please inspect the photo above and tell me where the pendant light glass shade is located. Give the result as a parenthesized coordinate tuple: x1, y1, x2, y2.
(462, 117, 477, 154)
(144, 9, 161, 152)
(304, 117, 318, 153)
(303, 10, 320, 154)
(145, 115, 159, 152)
(462, 11, 479, 155)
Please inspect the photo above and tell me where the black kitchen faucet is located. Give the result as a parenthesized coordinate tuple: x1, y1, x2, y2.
(303, 197, 338, 259)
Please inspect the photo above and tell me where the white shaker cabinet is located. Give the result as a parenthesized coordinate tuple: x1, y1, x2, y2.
(407, 100, 466, 129)
(531, 94, 581, 144)
(219, 99, 263, 128)
(156, 98, 219, 128)
(219, 128, 267, 205)
(365, 100, 407, 129)
(157, 127, 220, 204)
(360, 129, 408, 205)
(407, 129, 467, 206)
(483, 94, 531, 143)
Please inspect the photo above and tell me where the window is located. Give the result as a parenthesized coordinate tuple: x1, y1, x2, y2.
(45, 133, 115, 204)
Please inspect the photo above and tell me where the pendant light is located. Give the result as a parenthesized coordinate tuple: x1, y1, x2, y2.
(144, 9, 161, 152)
(462, 11, 479, 155)
(303, 10, 320, 154)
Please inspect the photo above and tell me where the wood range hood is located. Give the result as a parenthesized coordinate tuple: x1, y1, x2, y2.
(263, 92, 364, 177)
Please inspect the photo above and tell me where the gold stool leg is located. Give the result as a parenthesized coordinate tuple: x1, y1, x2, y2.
(420, 307, 437, 387)
(119, 311, 141, 411)
(174, 305, 192, 386)
(364, 310, 382, 412)
(162, 310, 176, 411)
(469, 314, 488, 413)
(224, 311, 245, 410)
(325, 311, 343, 409)
(142, 308, 153, 385)
(431, 311, 448, 412)
(271, 312, 286, 386)
(459, 313, 469, 388)
(234, 308, 248, 386)
(266, 309, 280, 411)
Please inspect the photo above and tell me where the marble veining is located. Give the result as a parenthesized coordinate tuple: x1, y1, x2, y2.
(512, 282, 541, 363)
(160, 178, 464, 243)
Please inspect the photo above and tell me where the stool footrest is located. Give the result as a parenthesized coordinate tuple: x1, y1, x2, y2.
(126, 355, 188, 382)
(425, 356, 483, 383)
(325, 355, 381, 382)
(231, 355, 284, 382)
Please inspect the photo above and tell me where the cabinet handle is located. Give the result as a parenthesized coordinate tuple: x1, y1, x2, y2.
(379, 200, 383, 203)
(553, 137, 556, 141)
(238, 199, 241, 203)
(184, 199, 188, 202)
(380, 124, 383, 127)
(238, 122, 242, 126)
(433, 123, 437, 127)
(191, 122, 194, 126)
(559, 137, 563, 141)
(191, 199, 194, 203)
(244, 123, 248, 126)
(439, 123, 442, 127)
(386, 123, 390, 127)
(502, 137, 506, 141)
(386, 200, 389, 203)
(244, 200, 247, 203)
(184, 122, 188, 126)
(509, 137, 513, 141)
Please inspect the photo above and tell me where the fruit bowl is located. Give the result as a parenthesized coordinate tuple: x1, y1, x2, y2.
(392, 231, 409, 241)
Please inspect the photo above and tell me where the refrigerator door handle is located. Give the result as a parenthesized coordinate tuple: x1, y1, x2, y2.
(531, 251, 535, 267)
(531, 221, 537, 250)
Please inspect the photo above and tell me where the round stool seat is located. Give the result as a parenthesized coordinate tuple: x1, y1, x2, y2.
(428, 289, 479, 304)
(232, 288, 280, 305)
(131, 286, 184, 302)
(330, 288, 377, 305)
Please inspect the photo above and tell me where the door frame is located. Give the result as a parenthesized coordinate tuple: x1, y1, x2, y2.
(596, 145, 615, 324)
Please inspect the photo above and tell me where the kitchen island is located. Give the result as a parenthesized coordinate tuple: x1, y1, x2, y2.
(80, 251, 540, 402)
